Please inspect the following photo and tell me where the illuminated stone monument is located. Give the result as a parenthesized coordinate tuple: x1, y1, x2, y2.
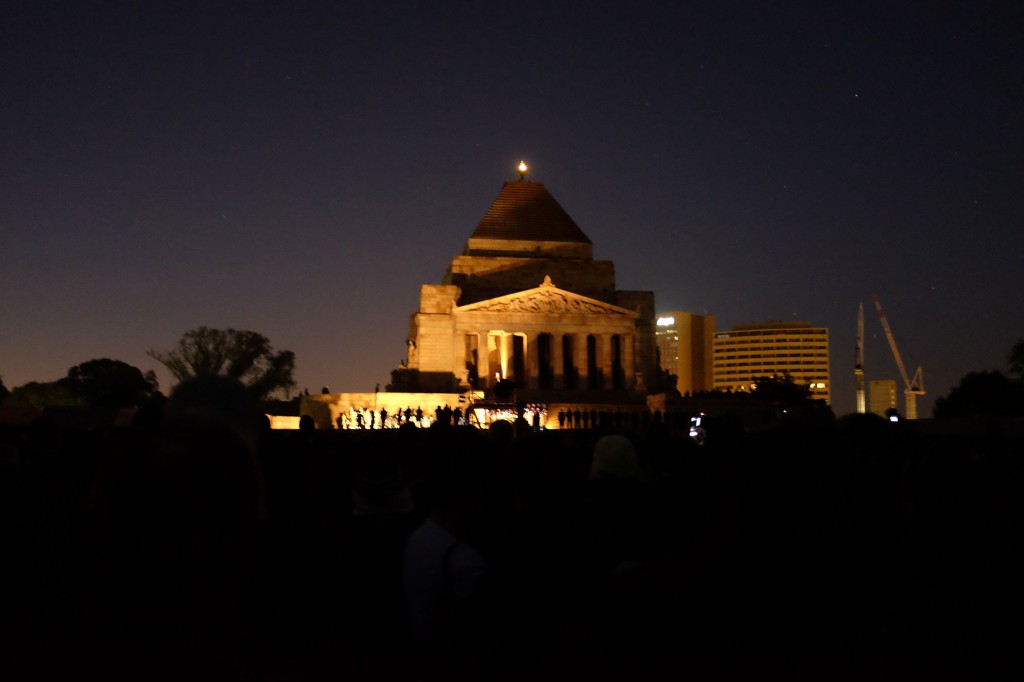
(392, 162, 658, 398)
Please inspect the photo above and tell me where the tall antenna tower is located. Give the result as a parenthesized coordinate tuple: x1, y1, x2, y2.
(855, 302, 865, 414)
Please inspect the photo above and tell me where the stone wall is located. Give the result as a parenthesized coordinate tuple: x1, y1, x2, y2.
(418, 284, 460, 313)
(447, 256, 616, 304)
(464, 237, 593, 258)
(614, 290, 658, 389)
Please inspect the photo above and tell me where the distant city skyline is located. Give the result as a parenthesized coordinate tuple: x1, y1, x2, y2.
(4, 2, 1022, 418)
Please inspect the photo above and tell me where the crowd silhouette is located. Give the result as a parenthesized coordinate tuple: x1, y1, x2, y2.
(1, 376, 1023, 677)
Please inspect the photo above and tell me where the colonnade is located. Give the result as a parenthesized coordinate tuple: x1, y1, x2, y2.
(465, 330, 635, 390)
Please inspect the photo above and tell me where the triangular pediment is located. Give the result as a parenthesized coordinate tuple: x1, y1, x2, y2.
(456, 278, 637, 317)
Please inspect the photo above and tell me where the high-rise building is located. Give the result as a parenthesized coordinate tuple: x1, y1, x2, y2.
(713, 321, 831, 403)
(656, 312, 715, 395)
(869, 379, 898, 417)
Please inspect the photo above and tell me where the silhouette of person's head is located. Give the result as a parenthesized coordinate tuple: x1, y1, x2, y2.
(165, 374, 260, 454)
(92, 374, 267, 641)
(590, 435, 639, 481)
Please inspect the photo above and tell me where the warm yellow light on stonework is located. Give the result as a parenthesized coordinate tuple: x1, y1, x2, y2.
(518, 160, 528, 177)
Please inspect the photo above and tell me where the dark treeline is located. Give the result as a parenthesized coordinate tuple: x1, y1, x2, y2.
(1, 378, 1023, 678)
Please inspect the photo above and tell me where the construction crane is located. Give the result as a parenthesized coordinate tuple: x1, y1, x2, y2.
(871, 293, 925, 419)
(855, 302, 866, 414)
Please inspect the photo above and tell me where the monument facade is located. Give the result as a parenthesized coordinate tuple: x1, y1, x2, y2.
(392, 166, 658, 399)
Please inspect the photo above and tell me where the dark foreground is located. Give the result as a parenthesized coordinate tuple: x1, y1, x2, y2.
(2, 411, 1024, 679)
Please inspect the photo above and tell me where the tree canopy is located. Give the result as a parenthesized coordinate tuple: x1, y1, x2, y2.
(1010, 338, 1024, 378)
(65, 358, 160, 408)
(933, 339, 1024, 419)
(149, 327, 296, 400)
(2, 359, 160, 408)
(3, 380, 81, 407)
(933, 370, 1024, 419)
(750, 373, 814, 406)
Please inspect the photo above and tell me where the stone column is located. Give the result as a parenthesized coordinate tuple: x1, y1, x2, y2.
(551, 332, 564, 389)
(526, 333, 539, 389)
(599, 333, 613, 389)
(501, 333, 513, 381)
(622, 333, 635, 389)
(575, 333, 588, 387)
(457, 335, 470, 388)
(477, 331, 490, 388)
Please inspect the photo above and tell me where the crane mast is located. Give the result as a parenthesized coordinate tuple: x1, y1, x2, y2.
(855, 302, 865, 414)
(871, 293, 925, 419)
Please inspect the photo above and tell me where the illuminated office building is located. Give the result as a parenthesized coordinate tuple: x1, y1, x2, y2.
(655, 312, 715, 395)
(869, 379, 898, 417)
(713, 321, 831, 403)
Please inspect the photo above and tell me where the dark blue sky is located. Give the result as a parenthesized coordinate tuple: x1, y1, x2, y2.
(3, 1, 1022, 416)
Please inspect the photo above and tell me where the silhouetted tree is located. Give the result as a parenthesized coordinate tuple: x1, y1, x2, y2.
(750, 373, 813, 406)
(5, 380, 82, 407)
(65, 358, 160, 408)
(0, 375, 8, 405)
(933, 370, 1024, 419)
(933, 339, 1024, 419)
(149, 327, 296, 400)
(3, 359, 160, 408)
(1009, 338, 1024, 378)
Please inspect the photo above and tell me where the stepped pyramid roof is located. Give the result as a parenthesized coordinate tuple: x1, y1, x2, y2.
(469, 180, 591, 244)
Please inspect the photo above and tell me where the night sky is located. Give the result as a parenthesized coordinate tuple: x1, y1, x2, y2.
(3, 1, 1022, 417)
